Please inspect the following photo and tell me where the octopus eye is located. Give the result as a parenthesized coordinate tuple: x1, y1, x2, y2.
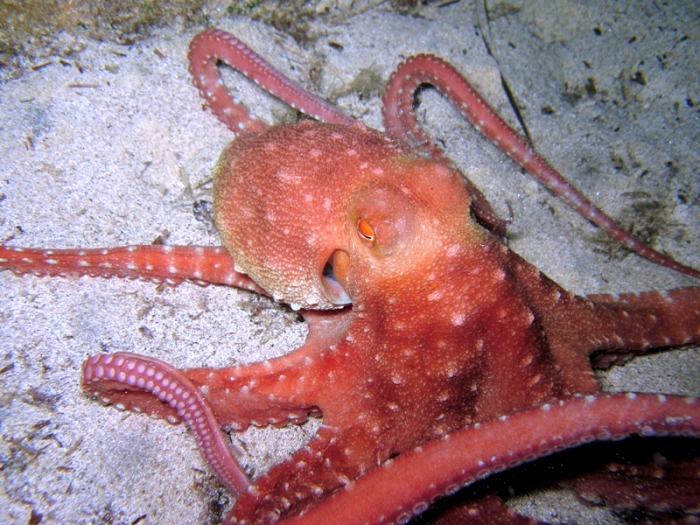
(357, 218, 376, 247)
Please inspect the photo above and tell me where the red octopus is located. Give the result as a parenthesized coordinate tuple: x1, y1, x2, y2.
(1, 28, 699, 524)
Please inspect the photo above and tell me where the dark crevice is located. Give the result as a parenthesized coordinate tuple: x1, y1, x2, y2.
(475, 0, 533, 144)
(499, 75, 532, 143)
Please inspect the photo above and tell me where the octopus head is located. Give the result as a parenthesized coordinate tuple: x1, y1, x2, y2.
(212, 121, 477, 310)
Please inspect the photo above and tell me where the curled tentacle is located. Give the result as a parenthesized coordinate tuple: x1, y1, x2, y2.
(383, 54, 700, 279)
(188, 28, 354, 134)
(82, 352, 252, 497)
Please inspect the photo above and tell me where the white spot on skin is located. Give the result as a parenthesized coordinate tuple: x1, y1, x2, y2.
(451, 313, 466, 326)
(436, 391, 449, 402)
(427, 289, 444, 301)
(391, 373, 404, 385)
(527, 374, 542, 387)
(524, 310, 535, 325)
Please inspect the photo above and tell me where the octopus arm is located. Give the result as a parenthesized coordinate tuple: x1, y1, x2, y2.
(508, 253, 700, 386)
(83, 310, 352, 429)
(81, 334, 361, 505)
(582, 287, 700, 368)
(286, 393, 700, 525)
(229, 424, 382, 524)
(568, 453, 700, 519)
(188, 28, 354, 135)
(82, 318, 390, 524)
(181, 308, 353, 427)
(82, 352, 252, 496)
(0, 244, 266, 293)
(383, 54, 700, 279)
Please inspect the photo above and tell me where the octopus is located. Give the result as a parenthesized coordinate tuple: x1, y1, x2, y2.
(1, 22, 700, 525)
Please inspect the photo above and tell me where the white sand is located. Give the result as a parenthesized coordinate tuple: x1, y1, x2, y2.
(1, 1, 698, 524)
